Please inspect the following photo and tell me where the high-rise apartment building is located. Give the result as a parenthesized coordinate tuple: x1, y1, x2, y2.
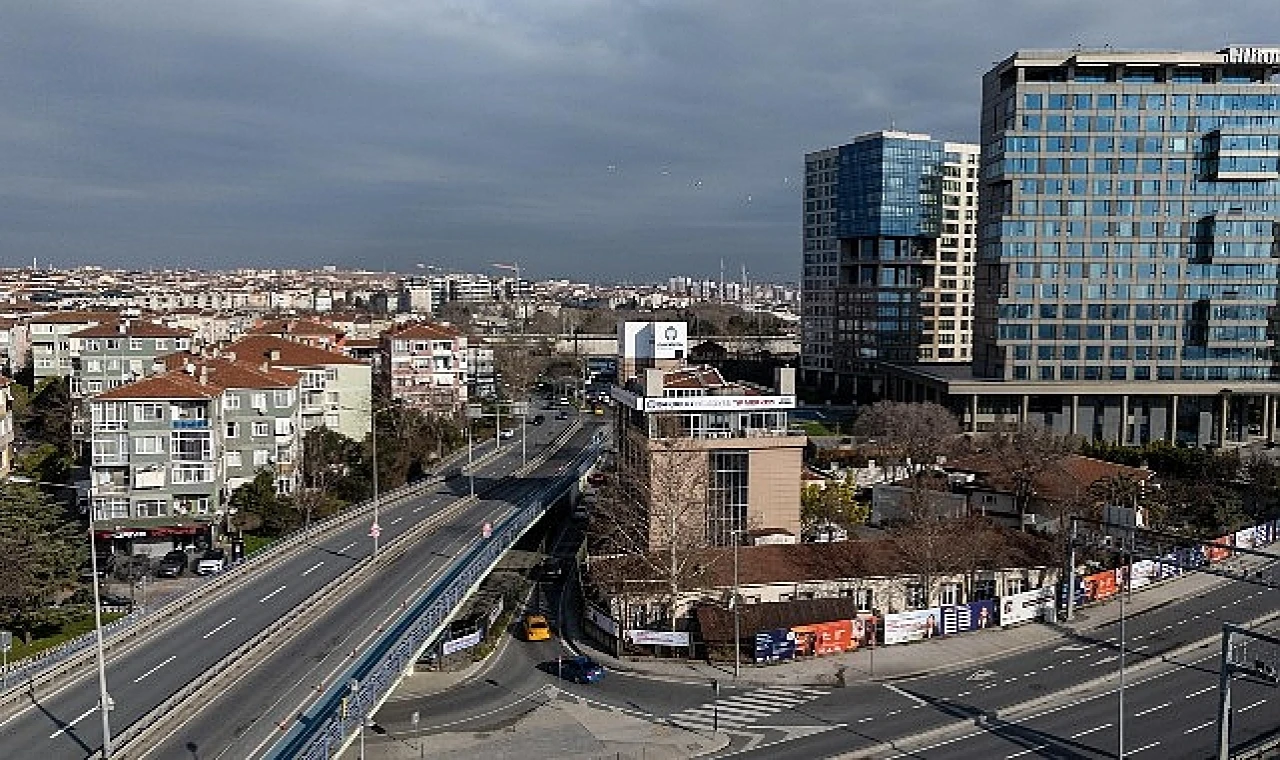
(801, 132, 979, 398)
(886, 47, 1280, 447)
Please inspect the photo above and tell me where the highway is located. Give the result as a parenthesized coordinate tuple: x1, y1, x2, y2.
(362, 530, 1279, 760)
(0, 413, 585, 760)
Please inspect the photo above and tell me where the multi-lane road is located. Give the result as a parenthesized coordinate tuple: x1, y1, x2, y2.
(0, 413, 589, 760)
(368, 531, 1279, 760)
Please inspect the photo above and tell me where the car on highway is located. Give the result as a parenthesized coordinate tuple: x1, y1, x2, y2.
(499, 428, 515, 439)
(558, 396, 570, 406)
(555, 410, 568, 420)
(155, 550, 188, 578)
(523, 614, 552, 641)
(559, 656, 605, 684)
(196, 548, 226, 575)
(529, 414, 546, 426)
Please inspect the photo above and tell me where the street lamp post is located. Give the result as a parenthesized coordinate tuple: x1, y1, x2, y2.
(732, 523, 741, 680)
(370, 406, 380, 557)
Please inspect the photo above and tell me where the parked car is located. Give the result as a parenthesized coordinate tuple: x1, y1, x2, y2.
(155, 550, 188, 578)
(196, 548, 226, 575)
(559, 656, 605, 684)
(98, 591, 135, 609)
(523, 614, 552, 641)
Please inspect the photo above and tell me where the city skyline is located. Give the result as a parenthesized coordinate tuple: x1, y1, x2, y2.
(2, 1, 1275, 278)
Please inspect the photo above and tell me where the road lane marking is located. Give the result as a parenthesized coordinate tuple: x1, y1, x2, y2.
(957, 691, 972, 697)
(202, 617, 237, 639)
(133, 655, 176, 683)
(1072, 723, 1111, 738)
(260, 585, 287, 603)
(48, 705, 97, 739)
(884, 683, 927, 706)
(390, 516, 403, 525)
(1006, 744, 1049, 758)
(338, 542, 355, 553)
(1131, 741, 1161, 754)
(1134, 702, 1170, 717)
(1186, 685, 1215, 698)
(886, 710, 900, 716)
(1185, 720, 1215, 734)
(1092, 656, 1119, 666)
(858, 716, 873, 723)
(302, 561, 324, 577)
(1239, 699, 1266, 713)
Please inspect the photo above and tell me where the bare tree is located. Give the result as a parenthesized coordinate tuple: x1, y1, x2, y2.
(984, 423, 1079, 532)
(851, 401, 961, 479)
(589, 415, 713, 631)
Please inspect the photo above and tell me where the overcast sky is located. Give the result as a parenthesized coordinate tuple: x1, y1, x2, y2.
(0, 1, 1271, 281)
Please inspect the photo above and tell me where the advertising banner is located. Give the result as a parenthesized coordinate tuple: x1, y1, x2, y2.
(883, 608, 943, 645)
(1000, 587, 1055, 626)
(441, 629, 483, 656)
(940, 600, 999, 636)
(1128, 560, 1157, 590)
(1255, 522, 1274, 547)
(1153, 553, 1183, 581)
(1206, 535, 1233, 563)
(625, 629, 690, 647)
(792, 620, 855, 656)
(1082, 570, 1117, 602)
(754, 629, 797, 663)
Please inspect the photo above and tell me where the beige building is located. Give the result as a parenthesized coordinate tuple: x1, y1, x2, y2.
(0, 377, 14, 478)
(609, 362, 805, 548)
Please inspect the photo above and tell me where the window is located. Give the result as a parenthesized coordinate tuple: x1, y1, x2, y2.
(840, 588, 874, 611)
(272, 389, 292, 408)
(133, 435, 164, 454)
(224, 393, 241, 410)
(1005, 577, 1028, 596)
(274, 418, 292, 436)
(225, 421, 239, 439)
(133, 402, 165, 422)
(706, 451, 749, 547)
(253, 449, 270, 466)
(134, 500, 166, 518)
(225, 451, 242, 468)
(251, 392, 267, 410)
(940, 583, 963, 606)
(252, 421, 270, 437)
(905, 584, 927, 610)
(170, 431, 212, 461)
(129, 338, 144, 351)
(93, 498, 129, 520)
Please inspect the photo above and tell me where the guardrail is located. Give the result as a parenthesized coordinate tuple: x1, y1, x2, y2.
(269, 430, 604, 760)
(0, 438, 496, 710)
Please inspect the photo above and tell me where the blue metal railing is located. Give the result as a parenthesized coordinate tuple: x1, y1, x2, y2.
(268, 434, 602, 760)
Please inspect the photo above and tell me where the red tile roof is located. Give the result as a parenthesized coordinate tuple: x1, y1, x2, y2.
(224, 334, 363, 367)
(71, 320, 191, 339)
(948, 453, 1153, 504)
(27, 310, 119, 325)
(250, 318, 340, 337)
(387, 322, 461, 341)
(94, 372, 219, 401)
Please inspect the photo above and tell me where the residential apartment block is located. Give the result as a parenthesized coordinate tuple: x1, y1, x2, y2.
(382, 322, 469, 414)
(88, 359, 300, 554)
(801, 132, 979, 398)
(885, 47, 1280, 447)
(29, 311, 117, 380)
(69, 319, 193, 402)
(0, 377, 14, 478)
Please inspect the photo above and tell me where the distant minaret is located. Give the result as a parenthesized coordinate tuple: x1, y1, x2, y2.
(719, 258, 725, 303)
(741, 263, 747, 303)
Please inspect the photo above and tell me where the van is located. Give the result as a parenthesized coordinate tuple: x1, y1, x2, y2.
(196, 548, 226, 575)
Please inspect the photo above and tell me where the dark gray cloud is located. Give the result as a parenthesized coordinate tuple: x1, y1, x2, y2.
(0, 1, 1270, 280)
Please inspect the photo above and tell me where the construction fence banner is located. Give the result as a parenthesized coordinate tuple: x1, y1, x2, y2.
(1000, 587, 1055, 626)
(792, 619, 857, 656)
(940, 599, 1000, 635)
(754, 628, 797, 663)
(625, 629, 690, 647)
(441, 629, 483, 656)
(883, 608, 943, 645)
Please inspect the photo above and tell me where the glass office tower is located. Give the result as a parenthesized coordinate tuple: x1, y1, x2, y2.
(801, 131, 978, 398)
(960, 48, 1280, 445)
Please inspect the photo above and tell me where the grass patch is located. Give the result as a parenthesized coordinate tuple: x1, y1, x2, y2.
(795, 421, 837, 437)
(243, 534, 274, 557)
(470, 610, 516, 662)
(8, 610, 127, 663)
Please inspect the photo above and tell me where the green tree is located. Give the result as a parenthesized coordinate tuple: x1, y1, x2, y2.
(800, 475, 869, 534)
(0, 482, 85, 644)
(229, 470, 295, 538)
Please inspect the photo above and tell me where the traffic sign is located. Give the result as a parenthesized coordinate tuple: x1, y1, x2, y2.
(411, 710, 420, 726)
(0, 631, 11, 653)
(482, 522, 492, 539)
(369, 523, 382, 539)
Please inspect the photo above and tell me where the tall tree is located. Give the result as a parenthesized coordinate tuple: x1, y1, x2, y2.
(984, 423, 1079, 531)
(800, 474, 869, 536)
(851, 401, 961, 479)
(0, 482, 85, 644)
(229, 469, 294, 538)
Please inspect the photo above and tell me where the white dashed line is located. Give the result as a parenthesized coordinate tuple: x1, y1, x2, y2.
(1072, 723, 1112, 738)
(1134, 702, 1170, 717)
(302, 561, 324, 576)
(1130, 740, 1161, 754)
(1185, 720, 1215, 734)
(48, 705, 96, 739)
(1239, 699, 1267, 713)
(202, 617, 237, 639)
(1186, 685, 1215, 699)
(132, 655, 176, 683)
(1006, 744, 1049, 758)
(260, 585, 287, 603)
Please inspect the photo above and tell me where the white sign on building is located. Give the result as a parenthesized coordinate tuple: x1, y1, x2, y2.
(618, 321, 688, 360)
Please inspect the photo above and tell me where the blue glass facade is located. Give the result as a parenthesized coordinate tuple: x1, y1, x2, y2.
(835, 136, 943, 238)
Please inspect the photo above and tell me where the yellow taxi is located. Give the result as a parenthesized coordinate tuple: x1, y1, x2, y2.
(523, 614, 552, 641)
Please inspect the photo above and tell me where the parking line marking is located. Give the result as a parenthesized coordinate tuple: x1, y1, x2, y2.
(202, 617, 237, 639)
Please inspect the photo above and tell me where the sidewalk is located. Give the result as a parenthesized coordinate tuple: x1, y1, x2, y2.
(566, 550, 1275, 689)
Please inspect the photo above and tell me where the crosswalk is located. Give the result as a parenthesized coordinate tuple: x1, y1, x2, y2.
(666, 685, 829, 731)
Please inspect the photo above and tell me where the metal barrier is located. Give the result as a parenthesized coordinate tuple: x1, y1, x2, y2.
(268, 432, 604, 760)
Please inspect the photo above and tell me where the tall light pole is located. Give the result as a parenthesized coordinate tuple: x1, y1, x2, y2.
(370, 406, 380, 557)
(732, 520, 741, 680)
(493, 261, 529, 469)
(10, 476, 112, 756)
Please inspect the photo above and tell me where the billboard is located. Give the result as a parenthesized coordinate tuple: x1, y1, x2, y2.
(625, 629, 690, 647)
(585, 603, 618, 637)
(1082, 570, 1118, 602)
(883, 608, 943, 645)
(754, 629, 797, 663)
(640, 394, 796, 412)
(1207, 535, 1233, 563)
(1000, 587, 1055, 626)
(441, 629, 483, 656)
(791, 620, 856, 656)
(618, 321, 688, 360)
(1128, 560, 1158, 590)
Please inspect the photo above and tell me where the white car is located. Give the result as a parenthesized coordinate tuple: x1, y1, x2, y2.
(499, 429, 515, 439)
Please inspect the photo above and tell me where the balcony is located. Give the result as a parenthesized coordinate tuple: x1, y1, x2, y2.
(172, 418, 209, 430)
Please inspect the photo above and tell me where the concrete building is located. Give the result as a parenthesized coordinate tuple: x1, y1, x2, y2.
(87, 360, 300, 554)
(0, 377, 14, 479)
(382, 322, 469, 415)
(69, 319, 193, 399)
(609, 360, 805, 548)
(223, 334, 371, 442)
(886, 47, 1280, 446)
(801, 132, 979, 398)
(0, 318, 30, 375)
(28, 311, 117, 380)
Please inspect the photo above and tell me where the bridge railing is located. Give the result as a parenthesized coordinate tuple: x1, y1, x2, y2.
(268, 434, 603, 760)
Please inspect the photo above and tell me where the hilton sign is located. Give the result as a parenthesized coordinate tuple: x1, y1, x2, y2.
(1223, 46, 1280, 64)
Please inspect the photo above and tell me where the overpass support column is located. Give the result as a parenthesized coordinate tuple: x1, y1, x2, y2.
(1220, 393, 1230, 446)
(969, 395, 979, 433)
(1265, 394, 1274, 444)
(1070, 395, 1079, 436)
(1120, 394, 1129, 446)
(1020, 394, 1030, 428)
(1169, 395, 1179, 444)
